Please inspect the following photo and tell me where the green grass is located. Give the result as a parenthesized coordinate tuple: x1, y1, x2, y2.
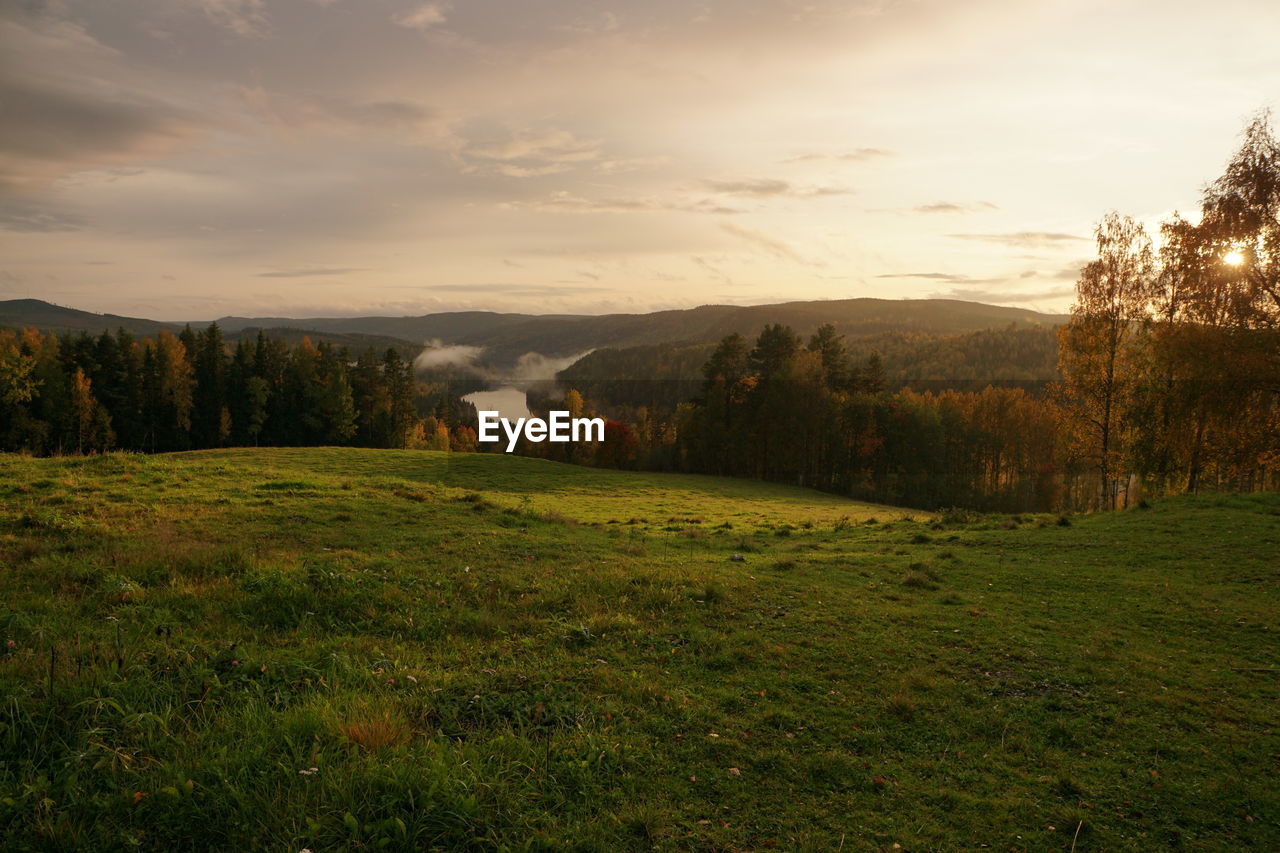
(0, 447, 1276, 851)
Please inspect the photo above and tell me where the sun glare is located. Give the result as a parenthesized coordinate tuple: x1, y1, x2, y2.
(1224, 249, 1245, 266)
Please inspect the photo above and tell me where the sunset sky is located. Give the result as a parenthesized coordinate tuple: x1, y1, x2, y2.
(2, 0, 1277, 320)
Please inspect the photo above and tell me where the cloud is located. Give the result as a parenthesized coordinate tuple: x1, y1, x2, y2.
(503, 192, 661, 213)
(502, 190, 741, 215)
(0, 76, 202, 181)
(595, 155, 671, 174)
(1052, 261, 1089, 281)
(423, 283, 608, 295)
(947, 231, 1088, 248)
(556, 11, 621, 35)
(461, 128, 602, 177)
(467, 130, 598, 163)
(414, 340, 484, 370)
(256, 267, 367, 278)
(692, 255, 732, 284)
(876, 271, 974, 282)
(491, 164, 565, 178)
(703, 178, 790, 196)
(883, 264, 1088, 290)
(393, 2, 450, 31)
(410, 336, 592, 383)
(720, 222, 812, 264)
(927, 286, 1077, 304)
(0, 12, 209, 192)
(783, 148, 893, 164)
(198, 0, 268, 37)
(911, 201, 998, 214)
(238, 87, 439, 137)
(689, 200, 744, 214)
(509, 350, 593, 384)
(701, 178, 853, 198)
(900, 261, 1086, 305)
(0, 201, 85, 232)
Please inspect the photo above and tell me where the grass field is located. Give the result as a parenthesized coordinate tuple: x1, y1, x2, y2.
(0, 448, 1277, 851)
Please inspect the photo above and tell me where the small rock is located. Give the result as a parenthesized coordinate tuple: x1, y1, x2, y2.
(728, 553, 746, 562)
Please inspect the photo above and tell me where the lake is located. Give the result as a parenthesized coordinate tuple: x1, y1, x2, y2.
(461, 386, 530, 421)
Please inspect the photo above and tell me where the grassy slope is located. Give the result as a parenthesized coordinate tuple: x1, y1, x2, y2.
(0, 448, 1276, 851)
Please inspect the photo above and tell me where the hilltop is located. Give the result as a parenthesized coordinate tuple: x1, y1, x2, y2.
(0, 448, 1274, 850)
(212, 298, 1066, 364)
(1, 297, 1067, 366)
(0, 300, 421, 355)
(0, 298, 180, 338)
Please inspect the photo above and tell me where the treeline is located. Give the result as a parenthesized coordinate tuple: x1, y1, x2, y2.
(546, 324, 1059, 470)
(0, 324, 479, 455)
(673, 325, 1058, 511)
(547, 342, 714, 421)
(555, 324, 1059, 414)
(528, 324, 1058, 511)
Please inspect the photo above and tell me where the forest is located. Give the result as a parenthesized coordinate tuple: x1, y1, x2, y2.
(0, 325, 477, 457)
(2, 115, 1276, 513)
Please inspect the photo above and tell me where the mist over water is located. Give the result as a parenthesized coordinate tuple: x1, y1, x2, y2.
(507, 351, 591, 385)
(462, 387, 530, 421)
(413, 340, 485, 371)
(417, 341, 593, 418)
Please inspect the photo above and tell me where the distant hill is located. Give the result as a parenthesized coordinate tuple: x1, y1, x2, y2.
(231, 327, 423, 358)
(0, 300, 422, 355)
(4, 297, 1068, 366)
(218, 298, 1067, 364)
(455, 298, 1064, 361)
(213, 310, 560, 343)
(0, 299, 181, 337)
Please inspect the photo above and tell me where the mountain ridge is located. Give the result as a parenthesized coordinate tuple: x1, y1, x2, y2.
(2, 297, 1070, 365)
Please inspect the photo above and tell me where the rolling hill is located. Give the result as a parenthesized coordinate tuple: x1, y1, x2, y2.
(217, 298, 1066, 362)
(0, 298, 182, 338)
(0, 447, 1274, 850)
(0, 300, 422, 355)
(2, 297, 1068, 367)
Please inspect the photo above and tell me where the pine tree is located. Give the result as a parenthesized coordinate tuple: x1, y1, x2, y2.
(350, 348, 385, 446)
(807, 324, 851, 390)
(378, 348, 419, 448)
(192, 323, 229, 447)
(114, 329, 145, 449)
(313, 343, 357, 444)
(699, 333, 750, 475)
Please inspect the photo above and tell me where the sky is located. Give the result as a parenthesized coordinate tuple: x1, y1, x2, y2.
(1, 0, 1278, 321)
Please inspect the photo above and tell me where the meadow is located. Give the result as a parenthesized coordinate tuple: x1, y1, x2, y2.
(0, 448, 1276, 851)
